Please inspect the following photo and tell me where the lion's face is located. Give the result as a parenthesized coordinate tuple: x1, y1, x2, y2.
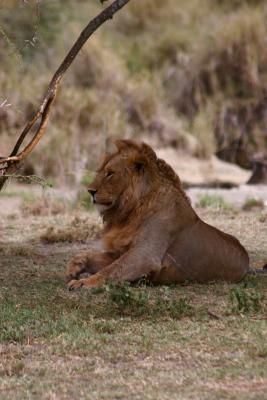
(87, 140, 158, 215)
(88, 153, 131, 213)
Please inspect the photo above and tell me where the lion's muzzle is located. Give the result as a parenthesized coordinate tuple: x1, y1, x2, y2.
(88, 189, 97, 203)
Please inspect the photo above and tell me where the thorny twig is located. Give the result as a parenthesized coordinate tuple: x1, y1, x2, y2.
(0, 0, 131, 190)
(2, 174, 53, 189)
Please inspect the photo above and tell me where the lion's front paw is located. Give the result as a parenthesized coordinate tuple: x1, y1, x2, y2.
(65, 257, 87, 282)
(66, 268, 80, 283)
(67, 275, 105, 291)
(68, 279, 85, 291)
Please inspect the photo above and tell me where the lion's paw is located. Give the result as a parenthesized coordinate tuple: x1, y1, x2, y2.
(68, 275, 105, 291)
(68, 279, 85, 291)
(66, 272, 79, 283)
(65, 259, 86, 282)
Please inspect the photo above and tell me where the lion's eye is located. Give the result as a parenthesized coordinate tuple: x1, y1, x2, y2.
(105, 171, 114, 179)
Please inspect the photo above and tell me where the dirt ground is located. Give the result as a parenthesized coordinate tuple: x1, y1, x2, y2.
(0, 183, 266, 400)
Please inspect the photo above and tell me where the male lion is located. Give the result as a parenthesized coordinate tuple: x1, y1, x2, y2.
(66, 139, 253, 290)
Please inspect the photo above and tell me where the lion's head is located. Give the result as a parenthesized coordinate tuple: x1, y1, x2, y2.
(87, 139, 190, 228)
(88, 140, 158, 216)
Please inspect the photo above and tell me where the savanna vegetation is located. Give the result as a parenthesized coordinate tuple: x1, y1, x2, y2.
(1, 0, 267, 184)
(0, 1, 267, 399)
(0, 197, 266, 399)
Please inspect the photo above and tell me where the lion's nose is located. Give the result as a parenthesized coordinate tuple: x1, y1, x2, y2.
(88, 189, 97, 200)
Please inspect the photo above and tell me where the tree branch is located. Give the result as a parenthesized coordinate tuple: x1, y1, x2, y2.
(0, 0, 131, 189)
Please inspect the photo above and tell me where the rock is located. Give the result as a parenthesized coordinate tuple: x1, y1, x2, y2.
(155, 147, 251, 186)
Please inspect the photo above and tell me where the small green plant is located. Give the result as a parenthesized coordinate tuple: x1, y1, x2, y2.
(230, 287, 264, 313)
(153, 288, 193, 319)
(241, 274, 263, 289)
(104, 282, 150, 315)
(197, 194, 231, 210)
(95, 283, 195, 319)
(242, 198, 264, 211)
(168, 298, 193, 319)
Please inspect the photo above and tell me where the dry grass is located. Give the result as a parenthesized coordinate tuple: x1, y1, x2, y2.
(0, 200, 266, 399)
(1, 0, 267, 184)
(40, 220, 100, 244)
(1, 2, 267, 397)
(21, 196, 68, 217)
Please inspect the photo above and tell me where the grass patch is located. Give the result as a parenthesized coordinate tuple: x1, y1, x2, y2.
(229, 286, 265, 314)
(1, 277, 266, 344)
(21, 196, 68, 217)
(102, 282, 194, 319)
(242, 198, 265, 211)
(0, 208, 266, 399)
(197, 194, 232, 210)
(40, 218, 100, 243)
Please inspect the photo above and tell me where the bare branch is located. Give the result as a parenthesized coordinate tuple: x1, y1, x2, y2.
(4, 91, 56, 163)
(0, 0, 131, 189)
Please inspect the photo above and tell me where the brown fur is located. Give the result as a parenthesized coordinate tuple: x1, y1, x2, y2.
(66, 140, 249, 290)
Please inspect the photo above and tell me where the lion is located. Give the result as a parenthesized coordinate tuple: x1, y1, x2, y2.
(66, 139, 258, 290)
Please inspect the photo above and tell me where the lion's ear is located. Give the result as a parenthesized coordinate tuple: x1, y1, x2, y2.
(127, 143, 157, 173)
(105, 138, 118, 156)
(115, 139, 140, 153)
(134, 158, 146, 173)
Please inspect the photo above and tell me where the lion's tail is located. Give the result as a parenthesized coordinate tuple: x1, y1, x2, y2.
(247, 263, 267, 275)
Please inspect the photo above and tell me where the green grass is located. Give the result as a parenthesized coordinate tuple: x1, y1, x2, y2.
(229, 285, 265, 313)
(197, 194, 232, 210)
(1, 278, 265, 343)
(0, 276, 266, 399)
(0, 207, 266, 399)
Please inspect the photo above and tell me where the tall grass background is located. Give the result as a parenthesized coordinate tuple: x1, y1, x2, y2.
(1, 0, 267, 184)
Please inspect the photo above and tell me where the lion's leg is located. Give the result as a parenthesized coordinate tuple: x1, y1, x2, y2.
(67, 220, 176, 290)
(65, 251, 115, 282)
(68, 250, 161, 290)
(68, 248, 163, 290)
